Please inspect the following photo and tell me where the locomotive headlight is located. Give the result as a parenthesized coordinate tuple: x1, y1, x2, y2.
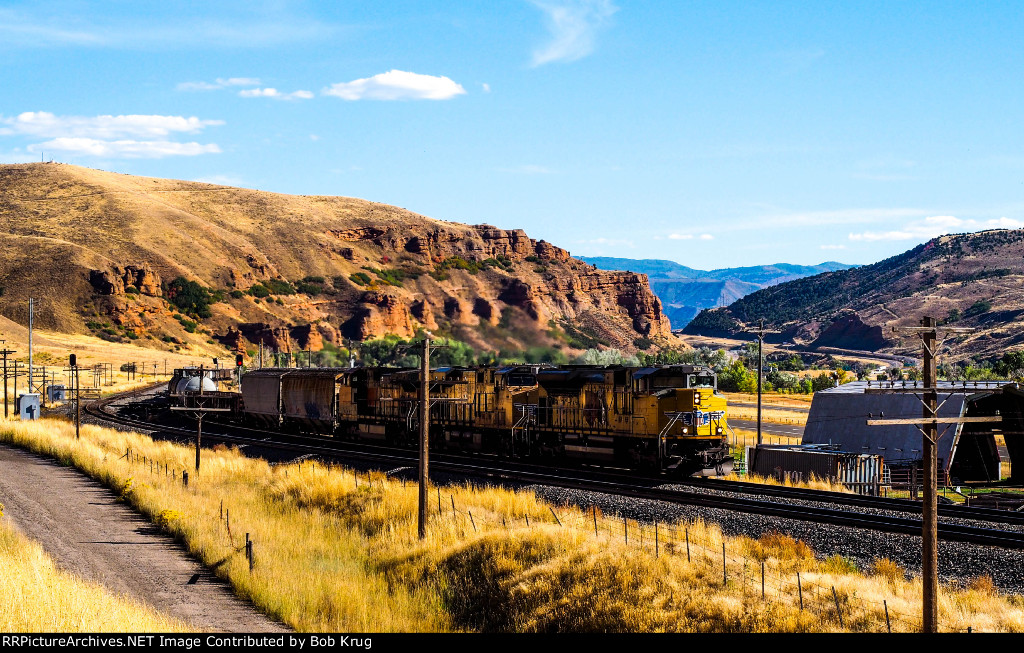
(716, 427, 723, 435)
(693, 392, 701, 405)
(681, 427, 689, 434)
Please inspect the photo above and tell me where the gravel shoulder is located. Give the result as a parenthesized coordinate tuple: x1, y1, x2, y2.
(0, 442, 288, 633)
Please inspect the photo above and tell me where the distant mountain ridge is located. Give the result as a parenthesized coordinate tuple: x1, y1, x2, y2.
(682, 229, 1024, 361)
(580, 257, 854, 327)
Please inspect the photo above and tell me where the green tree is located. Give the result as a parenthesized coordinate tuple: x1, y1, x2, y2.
(167, 277, 213, 318)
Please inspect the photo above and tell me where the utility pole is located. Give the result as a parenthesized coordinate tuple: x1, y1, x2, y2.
(866, 316, 1000, 633)
(169, 365, 230, 473)
(27, 298, 33, 394)
(0, 340, 13, 419)
(418, 334, 431, 540)
(747, 320, 777, 446)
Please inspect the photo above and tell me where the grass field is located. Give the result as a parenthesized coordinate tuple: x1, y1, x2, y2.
(0, 518, 192, 632)
(2, 417, 1023, 632)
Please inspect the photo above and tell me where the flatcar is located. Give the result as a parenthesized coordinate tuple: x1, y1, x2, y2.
(177, 363, 733, 477)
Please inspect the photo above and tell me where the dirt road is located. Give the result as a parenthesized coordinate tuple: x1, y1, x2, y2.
(0, 443, 287, 632)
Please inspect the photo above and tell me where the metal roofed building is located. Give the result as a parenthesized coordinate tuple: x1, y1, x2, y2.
(802, 380, 1024, 484)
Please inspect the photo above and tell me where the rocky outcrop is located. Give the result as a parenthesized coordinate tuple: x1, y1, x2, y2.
(89, 264, 162, 297)
(123, 264, 161, 296)
(333, 223, 571, 264)
(343, 291, 415, 340)
(89, 269, 124, 295)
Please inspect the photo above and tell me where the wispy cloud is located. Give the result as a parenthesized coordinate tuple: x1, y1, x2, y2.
(530, 0, 618, 66)
(733, 207, 929, 231)
(667, 233, 713, 240)
(323, 70, 466, 101)
(239, 88, 313, 100)
(0, 7, 337, 50)
(27, 138, 220, 158)
(177, 77, 261, 92)
(848, 215, 1024, 242)
(0, 112, 223, 139)
(820, 244, 847, 250)
(1, 111, 222, 159)
(577, 236, 634, 247)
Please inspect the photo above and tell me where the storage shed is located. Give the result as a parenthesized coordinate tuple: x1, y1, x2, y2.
(803, 381, 1021, 483)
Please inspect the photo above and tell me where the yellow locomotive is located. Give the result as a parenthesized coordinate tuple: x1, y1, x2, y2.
(235, 363, 732, 477)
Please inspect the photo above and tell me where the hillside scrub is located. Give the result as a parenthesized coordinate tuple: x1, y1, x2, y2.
(2, 418, 1024, 632)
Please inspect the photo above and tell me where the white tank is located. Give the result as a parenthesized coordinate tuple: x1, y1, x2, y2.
(175, 373, 218, 393)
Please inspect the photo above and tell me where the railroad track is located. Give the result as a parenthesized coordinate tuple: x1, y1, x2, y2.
(85, 386, 1024, 550)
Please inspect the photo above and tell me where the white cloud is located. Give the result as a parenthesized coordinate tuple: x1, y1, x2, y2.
(177, 77, 261, 91)
(530, 0, 618, 66)
(820, 244, 847, 250)
(28, 138, 220, 158)
(699, 234, 713, 240)
(848, 215, 1024, 242)
(239, 88, 313, 100)
(0, 112, 223, 139)
(481, 83, 491, 93)
(323, 70, 466, 101)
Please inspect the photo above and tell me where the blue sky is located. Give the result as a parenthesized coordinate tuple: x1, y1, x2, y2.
(2, 1, 1023, 270)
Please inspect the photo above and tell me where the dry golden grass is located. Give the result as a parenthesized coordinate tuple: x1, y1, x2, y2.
(2, 417, 1024, 632)
(720, 471, 851, 493)
(0, 519, 192, 632)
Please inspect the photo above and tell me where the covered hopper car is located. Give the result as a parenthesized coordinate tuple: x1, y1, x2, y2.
(188, 363, 733, 476)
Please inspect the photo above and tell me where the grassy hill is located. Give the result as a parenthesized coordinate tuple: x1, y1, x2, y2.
(0, 164, 673, 359)
(684, 230, 1024, 361)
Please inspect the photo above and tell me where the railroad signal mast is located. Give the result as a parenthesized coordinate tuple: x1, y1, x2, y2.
(865, 316, 1002, 633)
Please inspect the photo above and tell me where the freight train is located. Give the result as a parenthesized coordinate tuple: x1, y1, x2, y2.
(169, 363, 733, 477)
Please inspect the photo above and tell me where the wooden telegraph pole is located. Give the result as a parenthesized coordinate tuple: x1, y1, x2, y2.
(418, 335, 431, 540)
(170, 365, 231, 473)
(747, 321, 778, 446)
(0, 340, 14, 419)
(866, 316, 1001, 633)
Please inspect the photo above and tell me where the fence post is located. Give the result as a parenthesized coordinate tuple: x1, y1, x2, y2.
(832, 586, 843, 628)
(761, 561, 765, 599)
(722, 543, 727, 585)
(623, 517, 628, 544)
(797, 572, 803, 610)
(437, 487, 442, 514)
(655, 521, 659, 558)
(525, 513, 530, 527)
(183, 471, 189, 488)
(468, 510, 477, 532)
(220, 499, 223, 520)
(549, 507, 562, 526)
(450, 494, 456, 519)
(593, 506, 598, 536)
(884, 600, 891, 633)
(226, 508, 230, 531)
(685, 528, 690, 562)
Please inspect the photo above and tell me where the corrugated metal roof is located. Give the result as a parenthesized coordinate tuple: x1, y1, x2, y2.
(803, 381, 969, 470)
